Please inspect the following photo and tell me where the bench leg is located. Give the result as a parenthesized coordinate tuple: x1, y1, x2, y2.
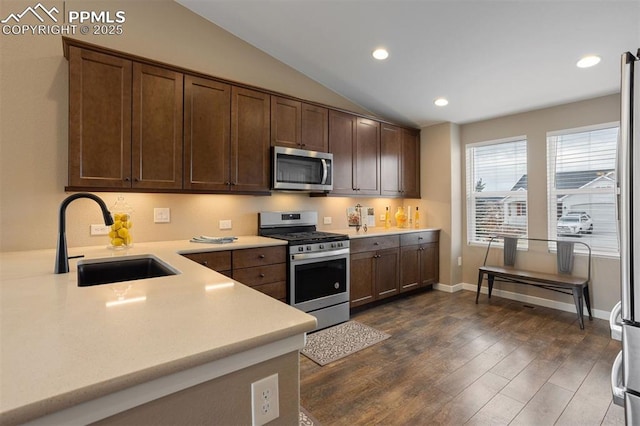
(572, 288, 585, 330)
(476, 270, 485, 303)
(487, 274, 495, 299)
(583, 285, 593, 320)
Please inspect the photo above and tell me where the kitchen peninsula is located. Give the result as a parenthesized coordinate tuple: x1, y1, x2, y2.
(0, 237, 316, 425)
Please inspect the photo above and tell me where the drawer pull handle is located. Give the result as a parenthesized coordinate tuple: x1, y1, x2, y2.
(259, 273, 265, 278)
(418, 237, 423, 240)
(202, 261, 208, 266)
(259, 254, 265, 259)
(374, 242, 379, 245)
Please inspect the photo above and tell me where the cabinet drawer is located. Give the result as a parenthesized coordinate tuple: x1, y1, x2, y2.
(400, 230, 440, 246)
(233, 263, 286, 287)
(182, 251, 231, 271)
(250, 281, 287, 301)
(350, 235, 399, 253)
(233, 246, 286, 268)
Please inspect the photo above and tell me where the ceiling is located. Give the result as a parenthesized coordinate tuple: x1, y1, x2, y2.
(177, 1, 639, 128)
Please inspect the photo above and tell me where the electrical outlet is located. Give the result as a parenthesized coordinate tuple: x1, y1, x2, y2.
(154, 208, 170, 223)
(251, 374, 279, 426)
(219, 219, 232, 230)
(458, 256, 462, 266)
(323, 216, 332, 225)
(379, 214, 386, 221)
(90, 224, 110, 235)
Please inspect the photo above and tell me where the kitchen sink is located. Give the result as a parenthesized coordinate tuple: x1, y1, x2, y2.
(77, 255, 178, 286)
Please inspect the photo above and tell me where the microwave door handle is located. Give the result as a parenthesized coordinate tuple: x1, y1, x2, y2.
(321, 159, 328, 185)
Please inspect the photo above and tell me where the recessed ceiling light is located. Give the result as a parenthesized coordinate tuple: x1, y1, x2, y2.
(372, 48, 389, 60)
(434, 98, 449, 107)
(576, 55, 601, 68)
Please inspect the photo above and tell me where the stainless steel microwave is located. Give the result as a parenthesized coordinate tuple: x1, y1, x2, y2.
(272, 146, 333, 191)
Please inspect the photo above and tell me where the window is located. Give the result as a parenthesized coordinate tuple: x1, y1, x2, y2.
(466, 137, 528, 244)
(547, 124, 619, 255)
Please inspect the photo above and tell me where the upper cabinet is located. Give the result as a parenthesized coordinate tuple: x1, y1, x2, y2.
(271, 96, 328, 152)
(68, 46, 182, 190)
(329, 111, 380, 196)
(63, 38, 417, 197)
(381, 124, 420, 198)
(183, 78, 270, 193)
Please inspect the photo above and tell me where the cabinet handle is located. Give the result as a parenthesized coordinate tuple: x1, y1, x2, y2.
(202, 260, 208, 266)
(418, 237, 423, 240)
(374, 242, 379, 245)
(259, 273, 265, 278)
(124, 177, 130, 182)
(231, 182, 237, 186)
(259, 254, 265, 259)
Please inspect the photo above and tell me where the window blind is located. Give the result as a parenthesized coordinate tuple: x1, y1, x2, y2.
(466, 137, 528, 244)
(547, 124, 619, 254)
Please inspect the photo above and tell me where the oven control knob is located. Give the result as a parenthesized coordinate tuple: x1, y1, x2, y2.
(337, 242, 343, 247)
(298, 246, 304, 252)
(330, 243, 336, 248)
(319, 244, 324, 249)
(306, 246, 311, 251)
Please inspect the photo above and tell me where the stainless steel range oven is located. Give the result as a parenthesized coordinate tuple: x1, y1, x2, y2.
(259, 211, 350, 330)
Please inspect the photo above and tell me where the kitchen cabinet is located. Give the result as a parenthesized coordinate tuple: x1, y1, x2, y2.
(381, 124, 420, 198)
(182, 78, 270, 193)
(271, 96, 328, 152)
(67, 46, 183, 190)
(329, 111, 380, 196)
(181, 250, 232, 277)
(349, 235, 400, 307)
(183, 246, 286, 301)
(232, 246, 287, 301)
(400, 230, 440, 292)
(183, 76, 231, 191)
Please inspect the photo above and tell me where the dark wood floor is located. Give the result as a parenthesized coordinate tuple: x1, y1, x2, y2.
(300, 290, 625, 425)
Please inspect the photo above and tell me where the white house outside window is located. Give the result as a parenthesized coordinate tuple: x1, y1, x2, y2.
(466, 137, 528, 245)
(546, 123, 619, 255)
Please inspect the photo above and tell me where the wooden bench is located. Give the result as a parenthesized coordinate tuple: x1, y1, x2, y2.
(476, 236, 593, 329)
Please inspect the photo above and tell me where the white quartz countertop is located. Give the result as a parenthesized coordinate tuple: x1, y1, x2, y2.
(328, 227, 440, 239)
(0, 237, 316, 424)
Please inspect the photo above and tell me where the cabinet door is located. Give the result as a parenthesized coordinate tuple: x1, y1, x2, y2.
(375, 248, 400, 299)
(301, 103, 328, 152)
(354, 117, 380, 195)
(132, 63, 183, 190)
(183, 76, 231, 191)
(420, 242, 439, 286)
(400, 245, 421, 292)
(231, 87, 271, 193)
(271, 96, 301, 149)
(380, 124, 402, 197)
(68, 46, 132, 189)
(401, 128, 420, 198)
(329, 110, 357, 195)
(350, 251, 375, 307)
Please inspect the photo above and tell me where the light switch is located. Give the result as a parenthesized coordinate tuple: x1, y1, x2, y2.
(154, 208, 170, 223)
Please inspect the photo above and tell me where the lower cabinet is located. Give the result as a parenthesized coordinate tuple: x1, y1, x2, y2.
(182, 246, 286, 302)
(400, 230, 440, 292)
(349, 235, 399, 308)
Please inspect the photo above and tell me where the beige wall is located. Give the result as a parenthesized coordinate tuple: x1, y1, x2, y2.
(459, 94, 621, 313)
(0, 0, 426, 253)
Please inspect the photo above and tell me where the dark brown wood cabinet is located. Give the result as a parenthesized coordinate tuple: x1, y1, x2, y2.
(231, 87, 271, 193)
(349, 235, 399, 307)
(271, 96, 328, 152)
(68, 46, 132, 189)
(182, 245, 287, 301)
(400, 230, 440, 292)
(68, 46, 183, 190)
(381, 124, 420, 198)
(329, 112, 380, 195)
(183, 76, 231, 191)
(132, 63, 183, 190)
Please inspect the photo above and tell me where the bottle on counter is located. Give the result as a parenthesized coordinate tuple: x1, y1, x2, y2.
(108, 195, 134, 249)
(408, 206, 413, 228)
(384, 206, 391, 229)
(414, 207, 420, 228)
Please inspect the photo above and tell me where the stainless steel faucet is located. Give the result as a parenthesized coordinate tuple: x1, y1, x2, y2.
(55, 193, 114, 274)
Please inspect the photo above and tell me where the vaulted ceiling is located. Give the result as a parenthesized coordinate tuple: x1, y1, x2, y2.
(177, 0, 639, 127)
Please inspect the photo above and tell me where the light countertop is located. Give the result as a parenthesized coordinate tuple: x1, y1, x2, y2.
(0, 237, 315, 424)
(327, 227, 440, 239)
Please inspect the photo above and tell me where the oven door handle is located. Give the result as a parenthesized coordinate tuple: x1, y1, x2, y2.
(291, 248, 349, 261)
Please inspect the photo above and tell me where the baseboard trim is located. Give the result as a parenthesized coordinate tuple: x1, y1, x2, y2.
(434, 281, 610, 321)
